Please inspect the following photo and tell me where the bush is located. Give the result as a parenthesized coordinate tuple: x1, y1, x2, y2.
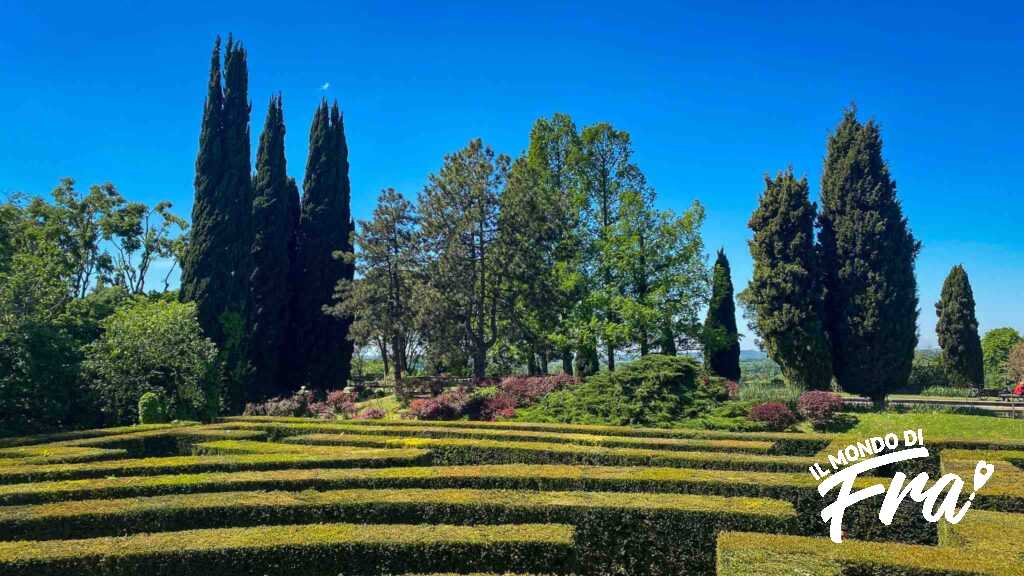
(137, 392, 168, 424)
(748, 402, 797, 431)
(404, 388, 469, 420)
(512, 356, 708, 427)
(83, 299, 218, 425)
(796, 391, 843, 429)
(737, 378, 803, 406)
(905, 352, 950, 393)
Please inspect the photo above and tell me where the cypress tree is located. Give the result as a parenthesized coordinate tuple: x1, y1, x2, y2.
(290, 101, 355, 391)
(180, 36, 252, 347)
(935, 264, 984, 387)
(741, 169, 832, 389)
(247, 96, 292, 399)
(703, 249, 741, 381)
(819, 107, 920, 404)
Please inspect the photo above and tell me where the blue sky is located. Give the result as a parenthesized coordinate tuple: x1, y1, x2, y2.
(2, 1, 1022, 348)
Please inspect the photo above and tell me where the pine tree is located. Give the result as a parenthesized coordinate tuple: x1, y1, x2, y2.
(740, 170, 832, 389)
(935, 265, 984, 387)
(819, 107, 920, 404)
(290, 101, 355, 391)
(180, 36, 252, 346)
(247, 96, 292, 399)
(703, 249, 740, 381)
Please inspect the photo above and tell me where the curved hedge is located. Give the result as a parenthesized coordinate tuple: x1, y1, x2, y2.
(0, 522, 575, 576)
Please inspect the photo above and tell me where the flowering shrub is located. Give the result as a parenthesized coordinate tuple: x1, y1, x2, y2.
(481, 392, 518, 420)
(353, 407, 386, 420)
(498, 373, 576, 405)
(242, 387, 357, 420)
(796, 390, 844, 429)
(404, 388, 469, 420)
(748, 401, 797, 431)
(724, 380, 739, 400)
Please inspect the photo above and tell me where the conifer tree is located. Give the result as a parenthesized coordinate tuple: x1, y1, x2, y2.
(703, 249, 740, 381)
(247, 96, 292, 399)
(290, 101, 355, 391)
(740, 170, 832, 389)
(180, 36, 252, 346)
(935, 264, 984, 387)
(819, 108, 920, 404)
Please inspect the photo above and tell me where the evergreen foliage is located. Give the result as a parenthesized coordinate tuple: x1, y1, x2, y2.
(935, 265, 984, 387)
(290, 101, 355, 391)
(818, 107, 920, 403)
(740, 170, 831, 389)
(179, 36, 253, 347)
(703, 249, 740, 381)
(247, 96, 294, 399)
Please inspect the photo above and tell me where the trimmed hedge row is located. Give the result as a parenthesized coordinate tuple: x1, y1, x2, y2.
(276, 434, 818, 473)
(217, 421, 776, 454)
(0, 487, 795, 575)
(0, 448, 431, 484)
(221, 416, 832, 455)
(941, 449, 1024, 513)
(0, 423, 193, 449)
(0, 445, 128, 465)
(0, 522, 575, 576)
(716, 510, 1023, 576)
(0, 462, 931, 544)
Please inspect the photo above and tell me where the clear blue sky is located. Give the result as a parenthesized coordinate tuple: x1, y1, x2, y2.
(3, 1, 1022, 349)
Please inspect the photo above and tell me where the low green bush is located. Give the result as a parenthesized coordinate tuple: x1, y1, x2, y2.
(0, 488, 794, 575)
(0, 446, 126, 466)
(516, 355, 708, 427)
(0, 522, 575, 576)
(137, 392, 169, 424)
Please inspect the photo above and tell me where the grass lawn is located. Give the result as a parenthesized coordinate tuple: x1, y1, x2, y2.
(839, 411, 1024, 442)
(354, 395, 402, 419)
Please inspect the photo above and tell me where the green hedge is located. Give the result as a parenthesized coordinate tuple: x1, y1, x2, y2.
(0, 448, 431, 484)
(277, 433, 817, 473)
(941, 449, 1024, 513)
(0, 445, 127, 465)
(0, 423, 194, 449)
(0, 522, 575, 576)
(716, 510, 1023, 576)
(217, 421, 776, 454)
(0, 487, 794, 575)
(221, 416, 832, 455)
(0, 463, 931, 544)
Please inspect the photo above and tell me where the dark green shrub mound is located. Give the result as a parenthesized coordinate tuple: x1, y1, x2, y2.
(518, 355, 709, 427)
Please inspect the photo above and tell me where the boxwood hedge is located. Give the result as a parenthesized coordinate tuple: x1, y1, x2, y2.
(0, 522, 575, 576)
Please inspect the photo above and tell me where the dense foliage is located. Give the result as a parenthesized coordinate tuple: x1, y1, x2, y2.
(517, 355, 706, 426)
(83, 298, 218, 424)
(703, 250, 740, 381)
(981, 327, 1021, 387)
(935, 265, 984, 387)
(741, 170, 832, 390)
(819, 108, 920, 404)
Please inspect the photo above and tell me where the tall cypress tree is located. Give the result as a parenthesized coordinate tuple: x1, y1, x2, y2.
(819, 107, 920, 404)
(247, 96, 293, 399)
(290, 101, 355, 391)
(741, 169, 832, 389)
(936, 265, 984, 387)
(180, 36, 252, 347)
(703, 249, 741, 381)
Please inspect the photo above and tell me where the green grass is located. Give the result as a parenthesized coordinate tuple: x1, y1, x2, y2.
(840, 412, 1024, 443)
(354, 394, 402, 419)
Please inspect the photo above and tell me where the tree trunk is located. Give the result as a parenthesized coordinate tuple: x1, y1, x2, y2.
(606, 342, 615, 371)
(473, 347, 487, 381)
(562, 351, 573, 375)
(528, 353, 540, 376)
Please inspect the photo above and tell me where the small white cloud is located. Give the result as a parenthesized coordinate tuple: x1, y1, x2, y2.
(321, 82, 331, 90)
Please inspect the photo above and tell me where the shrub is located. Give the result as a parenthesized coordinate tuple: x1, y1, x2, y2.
(137, 392, 168, 425)
(353, 407, 386, 420)
(404, 388, 469, 420)
(905, 352, 950, 393)
(482, 393, 518, 420)
(737, 378, 803, 406)
(83, 299, 218, 425)
(796, 391, 843, 429)
(748, 402, 797, 431)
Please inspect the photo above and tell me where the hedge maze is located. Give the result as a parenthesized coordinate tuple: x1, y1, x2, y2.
(0, 418, 1021, 575)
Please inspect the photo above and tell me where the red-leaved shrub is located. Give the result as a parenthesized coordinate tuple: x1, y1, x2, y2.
(797, 390, 844, 429)
(404, 388, 469, 420)
(498, 373, 576, 405)
(353, 407, 386, 420)
(724, 380, 739, 400)
(481, 393, 518, 420)
(749, 402, 797, 431)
